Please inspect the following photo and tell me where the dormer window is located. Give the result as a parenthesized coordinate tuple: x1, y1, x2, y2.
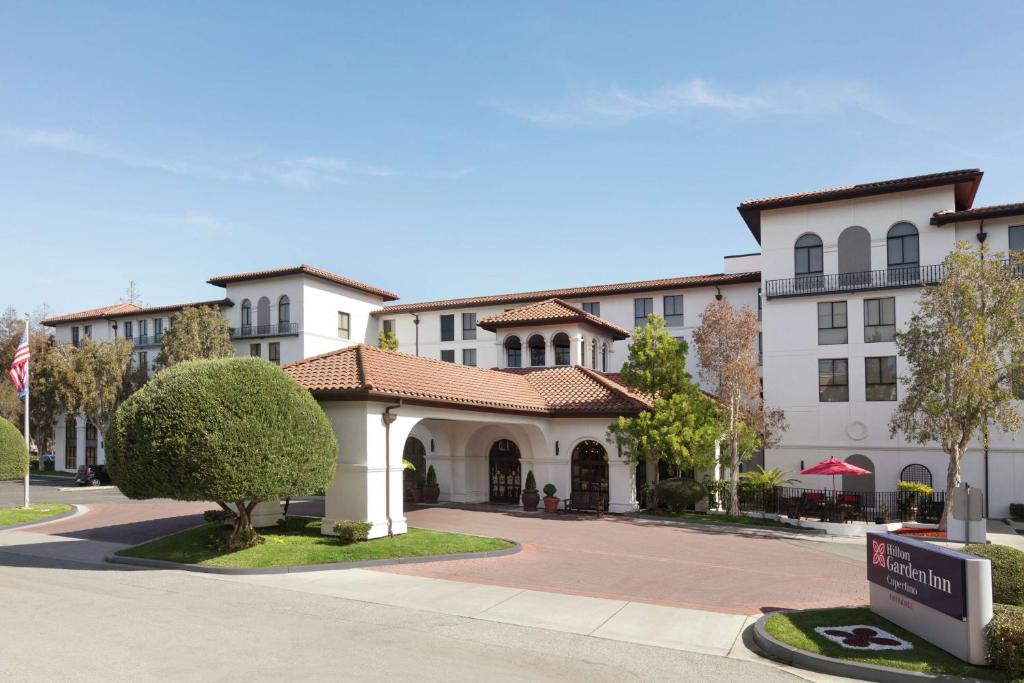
(505, 336, 522, 368)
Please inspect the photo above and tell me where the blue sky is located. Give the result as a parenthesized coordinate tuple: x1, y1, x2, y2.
(3, 2, 1024, 316)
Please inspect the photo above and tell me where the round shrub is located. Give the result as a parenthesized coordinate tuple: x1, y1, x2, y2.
(333, 520, 371, 545)
(964, 544, 1024, 607)
(656, 477, 707, 512)
(543, 483, 557, 498)
(106, 357, 337, 541)
(987, 604, 1024, 678)
(0, 418, 29, 481)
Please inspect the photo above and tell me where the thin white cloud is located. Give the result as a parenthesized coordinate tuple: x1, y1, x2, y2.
(427, 167, 475, 180)
(0, 124, 398, 188)
(498, 78, 907, 126)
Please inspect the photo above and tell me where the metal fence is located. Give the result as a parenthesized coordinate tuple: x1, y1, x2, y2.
(705, 482, 944, 524)
(764, 264, 945, 299)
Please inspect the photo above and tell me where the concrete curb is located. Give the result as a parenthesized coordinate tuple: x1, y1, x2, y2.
(752, 611, 983, 682)
(0, 504, 80, 532)
(56, 485, 117, 492)
(629, 513, 828, 537)
(105, 539, 522, 575)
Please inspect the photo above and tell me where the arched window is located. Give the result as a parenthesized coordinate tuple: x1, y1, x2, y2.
(842, 454, 875, 494)
(528, 334, 546, 366)
(887, 222, 919, 269)
(571, 440, 609, 511)
(240, 299, 252, 334)
(402, 437, 427, 504)
(552, 332, 570, 366)
(900, 463, 932, 488)
(838, 226, 871, 285)
(488, 439, 521, 504)
(278, 295, 290, 327)
(256, 297, 271, 334)
(601, 343, 608, 372)
(504, 336, 522, 368)
(794, 233, 824, 277)
(591, 339, 597, 368)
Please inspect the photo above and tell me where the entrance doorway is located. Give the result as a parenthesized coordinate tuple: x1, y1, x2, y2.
(571, 440, 609, 510)
(403, 437, 427, 501)
(488, 439, 521, 504)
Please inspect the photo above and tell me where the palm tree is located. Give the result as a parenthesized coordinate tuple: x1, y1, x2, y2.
(739, 465, 797, 488)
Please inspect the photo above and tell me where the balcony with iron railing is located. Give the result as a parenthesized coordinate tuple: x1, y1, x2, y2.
(231, 322, 300, 339)
(131, 333, 164, 348)
(764, 264, 945, 299)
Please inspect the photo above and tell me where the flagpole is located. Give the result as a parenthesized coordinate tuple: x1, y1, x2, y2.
(23, 314, 30, 509)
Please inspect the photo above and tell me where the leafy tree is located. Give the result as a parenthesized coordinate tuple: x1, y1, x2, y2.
(608, 314, 720, 484)
(0, 307, 61, 456)
(106, 357, 337, 547)
(53, 337, 135, 459)
(378, 329, 399, 350)
(739, 465, 797, 488)
(156, 305, 234, 368)
(890, 242, 1024, 529)
(693, 298, 787, 516)
(0, 416, 29, 481)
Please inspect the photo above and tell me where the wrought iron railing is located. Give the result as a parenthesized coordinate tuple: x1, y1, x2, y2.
(764, 264, 944, 299)
(232, 322, 300, 339)
(132, 333, 164, 347)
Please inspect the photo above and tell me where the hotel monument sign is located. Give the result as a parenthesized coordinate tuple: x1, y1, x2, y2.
(867, 532, 992, 665)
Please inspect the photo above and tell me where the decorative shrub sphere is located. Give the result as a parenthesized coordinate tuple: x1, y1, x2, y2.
(655, 477, 707, 512)
(0, 417, 29, 481)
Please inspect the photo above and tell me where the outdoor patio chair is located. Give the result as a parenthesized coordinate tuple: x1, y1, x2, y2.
(837, 493, 862, 521)
(799, 491, 826, 519)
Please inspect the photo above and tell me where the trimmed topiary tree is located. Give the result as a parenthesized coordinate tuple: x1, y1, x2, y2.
(0, 417, 29, 481)
(655, 477, 707, 513)
(106, 357, 337, 547)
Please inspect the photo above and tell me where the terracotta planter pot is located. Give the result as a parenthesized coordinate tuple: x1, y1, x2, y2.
(543, 496, 560, 513)
(521, 490, 540, 511)
(423, 484, 440, 504)
(411, 487, 424, 503)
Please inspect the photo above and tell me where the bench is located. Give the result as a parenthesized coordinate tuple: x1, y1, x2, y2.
(564, 491, 608, 513)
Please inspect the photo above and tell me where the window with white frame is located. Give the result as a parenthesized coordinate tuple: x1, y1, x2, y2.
(633, 297, 653, 327)
(817, 301, 848, 345)
(865, 356, 897, 401)
(663, 295, 684, 326)
(337, 312, 350, 339)
(462, 312, 476, 340)
(818, 358, 849, 402)
(864, 297, 896, 342)
(462, 348, 477, 366)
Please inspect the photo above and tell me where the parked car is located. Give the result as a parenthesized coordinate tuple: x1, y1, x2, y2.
(75, 464, 111, 486)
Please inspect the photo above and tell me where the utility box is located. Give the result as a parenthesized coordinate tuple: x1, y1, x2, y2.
(947, 484, 986, 544)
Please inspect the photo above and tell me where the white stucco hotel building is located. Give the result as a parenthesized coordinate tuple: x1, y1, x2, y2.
(41, 168, 1024, 534)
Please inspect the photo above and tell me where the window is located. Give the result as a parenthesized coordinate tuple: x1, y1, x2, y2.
(582, 302, 600, 317)
(864, 297, 896, 342)
(505, 336, 521, 368)
(85, 423, 97, 466)
(601, 343, 608, 371)
(818, 359, 849, 402)
(83, 325, 92, 339)
(552, 332, 570, 366)
(462, 312, 476, 340)
(241, 299, 252, 329)
(462, 348, 477, 366)
(71, 326, 80, 347)
(1011, 226, 1024, 253)
(591, 339, 597, 368)
(337, 312, 350, 339)
(633, 297, 653, 327)
(382, 319, 395, 334)
(900, 464, 933, 488)
(865, 356, 897, 401)
(268, 342, 280, 365)
(887, 222, 919, 269)
(138, 319, 148, 338)
(250, 343, 261, 357)
(817, 302, 848, 345)
(123, 321, 133, 339)
(278, 295, 290, 325)
(440, 350, 455, 363)
(528, 334, 545, 366)
(663, 295, 684, 327)
(137, 351, 148, 371)
(795, 233, 824, 277)
(153, 319, 162, 337)
(64, 417, 77, 470)
(440, 314, 455, 342)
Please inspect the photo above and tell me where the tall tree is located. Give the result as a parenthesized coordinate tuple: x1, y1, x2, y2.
(53, 337, 135, 459)
(693, 298, 786, 515)
(608, 314, 721, 485)
(0, 307, 61, 456)
(378, 329, 399, 350)
(156, 305, 234, 368)
(890, 242, 1024, 529)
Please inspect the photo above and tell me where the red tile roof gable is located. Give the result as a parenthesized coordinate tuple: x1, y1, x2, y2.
(207, 264, 398, 301)
(477, 298, 631, 340)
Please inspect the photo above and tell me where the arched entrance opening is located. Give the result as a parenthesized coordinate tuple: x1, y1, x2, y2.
(571, 440, 609, 511)
(488, 439, 521, 504)
(843, 454, 875, 493)
(403, 437, 427, 503)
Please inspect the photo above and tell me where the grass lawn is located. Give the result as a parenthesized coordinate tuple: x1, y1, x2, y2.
(118, 517, 514, 568)
(33, 470, 75, 478)
(764, 607, 1005, 680)
(640, 509, 796, 529)
(0, 503, 73, 527)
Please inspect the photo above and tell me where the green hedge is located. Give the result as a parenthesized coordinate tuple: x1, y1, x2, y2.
(106, 357, 337, 503)
(987, 604, 1024, 678)
(0, 418, 29, 481)
(963, 544, 1024, 607)
(656, 477, 707, 512)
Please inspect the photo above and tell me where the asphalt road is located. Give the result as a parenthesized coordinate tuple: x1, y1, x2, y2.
(0, 552, 811, 682)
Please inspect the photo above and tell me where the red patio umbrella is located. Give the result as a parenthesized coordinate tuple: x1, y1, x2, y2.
(800, 456, 871, 496)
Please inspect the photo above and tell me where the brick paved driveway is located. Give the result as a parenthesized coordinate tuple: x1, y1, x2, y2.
(378, 506, 868, 615)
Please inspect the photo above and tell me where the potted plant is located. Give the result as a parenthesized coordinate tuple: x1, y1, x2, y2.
(522, 470, 540, 511)
(411, 471, 425, 503)
(543, 483, 559, 513)
(898, 481, 933, 521)
(423, 465, 440, 504)
(874, 503, 889, 525)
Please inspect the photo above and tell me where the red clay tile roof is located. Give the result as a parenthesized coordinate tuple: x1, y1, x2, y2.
(931, 202, 1024, 226)
(477, 298, 631, 340)
(207, 264, 398, 301)
(376, 271, 760, 315)
(738, 169, 983, 242)
(41, 298, 233, 326)
(283, 344, 651, 416)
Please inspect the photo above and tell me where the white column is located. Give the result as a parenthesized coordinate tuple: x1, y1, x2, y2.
(544, 336, 553, 367)
(570, 334, 585, 366)
(75, 416, 86, 470)
(608, 450, 637, 514)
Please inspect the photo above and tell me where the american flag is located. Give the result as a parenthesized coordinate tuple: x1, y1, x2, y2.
(8, 327, 29, 399)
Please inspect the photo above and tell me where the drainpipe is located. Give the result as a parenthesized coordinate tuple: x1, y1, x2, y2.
(411, 313, 420, 356)
(977, 220, 991, 518)
(382, 402, 402, 537)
